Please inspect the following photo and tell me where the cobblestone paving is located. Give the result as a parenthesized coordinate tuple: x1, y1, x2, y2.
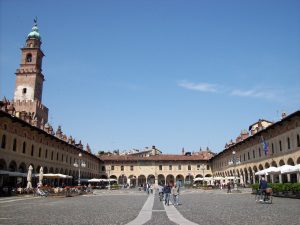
(0, 190, 147, 225)
(178, 190, 300, 225)
(0, 189, 299, 225)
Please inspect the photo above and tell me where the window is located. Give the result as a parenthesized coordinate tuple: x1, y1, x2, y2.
(130, 165, 134, 171)
(61, 154, 64, 162)
(169, 165, 172, 170)
(188, 165, 191, 170)
(13, 138, 17, 151)
(51, 151, 54, 160)
(26, 53, 32, 62)
(207, 165, 210, 170)
(252, 150, 255, 159)
(38, 148, 41, 157)
(101, 166, 105, 171)
(31, 145, 34, 156)
(159, 165, 162, 170)
(22, 142, 26, 154)
(279, 141, 282, 151)
(247, 152, 250, 160)
(178, 165, 181, 170)
(22, 88, 27, 94)
(111, 165, 114, 170)
(287, 137, 290, 150)
(57, 152, 59, 160)
(1, 135, 6, 149)
(45, 149, 48, 158)
(121, 165, 124, 171)
(297, 134, 300, 147)
(258, 148, 261, 157)
(271, 143, 274, 154)
(243, 154, 246, 161)
(197, 165, 200, 170)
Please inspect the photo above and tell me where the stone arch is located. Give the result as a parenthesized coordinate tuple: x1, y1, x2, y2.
(243, 168, 249, 184)
(287, 158, 295, 166)
(195, 174, 203, 178)
(205, 174, 212, 177)
(258, 164, 264, 170)
(128, 175, 137, 187)
(109, 174, 116, 179)
(65, 169, 68, 175)
(137, 175, 146, 186)
(271, 161, 277, 167)
(279, 159, 285, 166)
(36, 165, 41, 173)
(176, 174, 184, 186)
(18, 162, 27, 173)
(0, 159, 7, 170)
(44, 167, 48, 174)
(49, 167, 54, 173)
(100, 175, 108, 179)
(118, 175, 127, 185)
(55, 168, 59, 173)
(248, 167, 253, 184)
(184, 174, 193, 185)
(8, 160, 18, 172)
(147, 174, 155, 184)
(158, 174, 165, 185)
(265, 162, 270, 168)
(297, 157, 300, 164)
(60, 168, 64, 174)
(166, 174, 175, 185)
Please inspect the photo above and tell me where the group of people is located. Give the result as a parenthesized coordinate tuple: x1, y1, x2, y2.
(158, 183, 180, 206)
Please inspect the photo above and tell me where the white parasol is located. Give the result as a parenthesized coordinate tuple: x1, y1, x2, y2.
(38, 167, 43, 187)
(26, 165, 33, 189)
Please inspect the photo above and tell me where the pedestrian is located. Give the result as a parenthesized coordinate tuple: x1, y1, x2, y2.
(163, 183, 171, 206)
(158, 185, 164, 201)
(227, 182, 231, 193)
(171, 184, 179, 206)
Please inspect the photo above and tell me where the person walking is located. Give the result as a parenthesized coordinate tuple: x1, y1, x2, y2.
(227, 181, 231, 193)
(171, 184, 179, 206)
(163, 183, 171, 206)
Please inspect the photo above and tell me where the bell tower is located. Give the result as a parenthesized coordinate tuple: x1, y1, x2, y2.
(13, 19, 48, 126)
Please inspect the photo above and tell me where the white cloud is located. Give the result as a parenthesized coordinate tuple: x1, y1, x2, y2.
(177, 81, 218, 93)
(230, 89, 276, 100)
(177, 80, 287, 102)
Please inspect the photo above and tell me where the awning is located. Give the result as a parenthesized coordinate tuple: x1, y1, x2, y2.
(39, 173, 72, 179)
(0, 170, 27, 177)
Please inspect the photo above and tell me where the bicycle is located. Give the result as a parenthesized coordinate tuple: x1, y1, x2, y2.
(255, 188, 273, 204)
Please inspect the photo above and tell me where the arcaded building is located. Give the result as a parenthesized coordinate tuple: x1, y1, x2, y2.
(0, 21, 299, 189)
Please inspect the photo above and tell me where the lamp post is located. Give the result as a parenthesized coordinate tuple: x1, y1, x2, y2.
(200, 164, 205, 186)
(73, 153, 86, 186)
(228, 151, 241, 191)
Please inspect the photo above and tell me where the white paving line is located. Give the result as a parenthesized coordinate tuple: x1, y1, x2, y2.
(0, 197, 37, 204)
(164, 203, 198, 225)
(125, 192, 155, 225)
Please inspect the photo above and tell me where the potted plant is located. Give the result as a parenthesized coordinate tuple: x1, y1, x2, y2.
(251, 183, 259, 194)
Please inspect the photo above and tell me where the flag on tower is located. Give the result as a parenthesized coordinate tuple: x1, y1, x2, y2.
(261, 136, 270, 156)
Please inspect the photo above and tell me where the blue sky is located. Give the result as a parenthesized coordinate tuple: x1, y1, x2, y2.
(1, 0, 300, 154)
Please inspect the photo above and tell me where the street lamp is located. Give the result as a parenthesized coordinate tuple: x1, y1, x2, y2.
(228, 151, 241, 191)
(73, 153, 86, 186)
(200, 164, 205, 186)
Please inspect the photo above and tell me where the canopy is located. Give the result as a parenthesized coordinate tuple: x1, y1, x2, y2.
(224, 176, 240, 180)
(39, 173, 72, 179)
(0, 170, 27, 177)
(255, 166, 280, 176)
(212, 177, 225, 181)
(88, 178, 117, 183)
(280, 164, 300, 174)
(193, 177, 212, 182)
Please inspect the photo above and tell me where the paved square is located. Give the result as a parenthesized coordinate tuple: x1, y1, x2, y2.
(0, 189, 299, 225)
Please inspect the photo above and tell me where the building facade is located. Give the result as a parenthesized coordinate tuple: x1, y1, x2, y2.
(1, 21, 299, 190)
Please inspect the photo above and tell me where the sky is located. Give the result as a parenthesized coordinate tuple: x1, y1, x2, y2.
(1, 0, 300, 154)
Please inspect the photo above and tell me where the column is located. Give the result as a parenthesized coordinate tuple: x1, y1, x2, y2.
(154, 175, 158, 188)
(252, 175, 256, 184)
(287, 174, 291, 182)
(279, 174, 282, 183)
(271, 175, 274, 183)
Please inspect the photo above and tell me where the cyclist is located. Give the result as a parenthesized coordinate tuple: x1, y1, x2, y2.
(258, 177, 268, 201)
